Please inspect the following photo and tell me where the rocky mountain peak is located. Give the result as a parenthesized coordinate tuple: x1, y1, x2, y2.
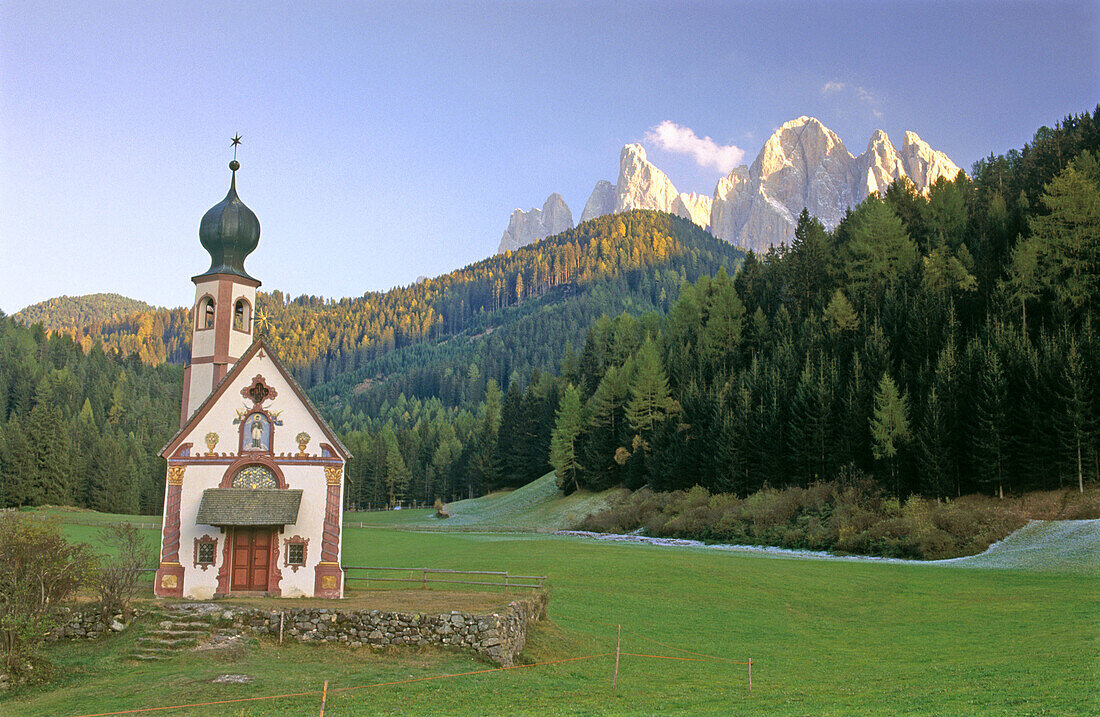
(579, 180, 617, 224)
(497, 193, 575, 254)
(857, 129, 907, 196)
(900, 131, 962, 191)
(500, 117, 962, 257)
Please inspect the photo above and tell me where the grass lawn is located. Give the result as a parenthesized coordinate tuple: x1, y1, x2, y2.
(3, 505, 1097, 715)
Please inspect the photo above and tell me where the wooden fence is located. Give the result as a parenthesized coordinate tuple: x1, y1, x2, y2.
(342, 566, 547, 591)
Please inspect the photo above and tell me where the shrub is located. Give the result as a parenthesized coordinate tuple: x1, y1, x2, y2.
(0, 514, 96, 680)
(573, 480, 1097, 560)
(94, 522, 154, 620)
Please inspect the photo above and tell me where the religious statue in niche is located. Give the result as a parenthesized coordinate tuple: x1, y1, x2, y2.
(244, 413, 272, 452)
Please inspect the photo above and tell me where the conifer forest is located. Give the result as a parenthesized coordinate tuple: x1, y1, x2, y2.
(1, 108, 1098, 515)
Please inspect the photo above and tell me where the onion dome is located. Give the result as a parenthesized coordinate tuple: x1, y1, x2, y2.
(196, 160, 261, 281)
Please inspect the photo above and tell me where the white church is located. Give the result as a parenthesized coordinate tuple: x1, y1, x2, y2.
(155, 155, 349, 599)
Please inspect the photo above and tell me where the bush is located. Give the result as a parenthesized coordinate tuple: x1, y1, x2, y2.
(94, 522, 154, 620)
(572, 480, 1099, 560)
(0, 514, 96, 680)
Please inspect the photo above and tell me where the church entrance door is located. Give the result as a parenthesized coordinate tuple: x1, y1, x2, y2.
(231, 527, 271, 592)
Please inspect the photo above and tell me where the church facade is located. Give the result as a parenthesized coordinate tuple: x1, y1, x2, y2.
(154, 157, 349, 599)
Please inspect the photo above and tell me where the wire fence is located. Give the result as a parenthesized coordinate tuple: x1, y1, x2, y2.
(68, 618, 753, 716)
(342, 565, 547, 591)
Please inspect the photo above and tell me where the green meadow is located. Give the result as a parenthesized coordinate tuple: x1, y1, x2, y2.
(2, 507, 1098, 716)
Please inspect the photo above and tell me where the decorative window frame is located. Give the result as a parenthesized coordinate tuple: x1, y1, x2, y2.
(196, 295, 216, 331)
(241, 374, 278, 405)
(232, 297, 252, 334)
(194, 534, 218, 570)
(220, 456, 288, 488)
(283, 535, 309, 571)
(238, 410, 275, 455)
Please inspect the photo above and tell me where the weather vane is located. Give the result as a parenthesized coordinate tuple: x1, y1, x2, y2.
(231, 133, 242, 160)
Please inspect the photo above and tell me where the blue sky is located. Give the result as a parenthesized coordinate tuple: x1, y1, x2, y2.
(1, 1, 1097, 313)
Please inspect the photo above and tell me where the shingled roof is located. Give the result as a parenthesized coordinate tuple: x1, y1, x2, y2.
(196, 488, 303, 526)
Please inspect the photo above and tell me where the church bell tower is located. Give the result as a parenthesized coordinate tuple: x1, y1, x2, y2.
(180, 150, 261, 425)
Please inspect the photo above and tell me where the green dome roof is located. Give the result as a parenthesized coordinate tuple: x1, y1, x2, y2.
(196, 161, 260, 282)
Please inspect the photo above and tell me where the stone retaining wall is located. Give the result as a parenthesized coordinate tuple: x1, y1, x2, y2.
(42, 592, 548, 667)
(227, 591, 547, 666)
(46, 607, 146, 641)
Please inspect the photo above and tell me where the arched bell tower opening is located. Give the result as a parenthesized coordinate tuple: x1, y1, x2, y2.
(179, 158, 262, 426)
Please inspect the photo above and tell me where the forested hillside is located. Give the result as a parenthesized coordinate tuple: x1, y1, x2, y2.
(2, 212, 743, 510)
(0, 317, 182, 513)
(547, 108, 1100, 502)
(4, 108, 1097, 514)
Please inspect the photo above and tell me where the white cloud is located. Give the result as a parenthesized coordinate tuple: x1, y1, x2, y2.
(644, 121, 745, 173)
(822, 80, 883, 119)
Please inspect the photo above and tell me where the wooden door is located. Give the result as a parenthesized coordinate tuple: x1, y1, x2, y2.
(231, 528, 271, 591)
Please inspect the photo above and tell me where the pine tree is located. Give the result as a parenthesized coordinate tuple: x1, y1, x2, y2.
(626, 338, 676, 438)
(1058, 338, 1096, 492)
(870, 372, 910, 497)
(381, 424, 410, 508)
(916, 386, 952, 497)
(972, 346, 1008, 498)
(549, 384, 584, 492)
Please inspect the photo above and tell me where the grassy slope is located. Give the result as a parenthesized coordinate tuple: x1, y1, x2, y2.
(945, 518, 1100, 574)
(4, 510, 1098, 715)
(345, 473, 624, 533)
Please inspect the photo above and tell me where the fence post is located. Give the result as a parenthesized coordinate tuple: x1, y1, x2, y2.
(748, 658, 752, 694)
(319, 679, 328, 716)
(279, 611, 285, 645)
(612, 624, 621, 693)
(422, 568, 427, 590)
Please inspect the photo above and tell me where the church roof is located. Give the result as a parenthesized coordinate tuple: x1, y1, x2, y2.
(196, 488, 303, 526)
(194, 161, 261, 283)
(160, 338, 351, 460)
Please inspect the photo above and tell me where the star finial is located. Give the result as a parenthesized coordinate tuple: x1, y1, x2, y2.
(254, 307, 270, 337)
(231, 134, 242, 160)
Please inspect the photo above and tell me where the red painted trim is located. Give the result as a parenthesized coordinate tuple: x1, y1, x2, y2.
(189, 355, 240, 365)
(232, 296, 253, 334)
(194, 534, 218, 570)
(267, 529, 283, 596)
(179, 366, 192, 428)
(313, 562, 343, 599)
(154, 564, 185, 598)
(215, 281, 233, 352)
(282, 535, 309, 572)
(169, 455, 343, 467)
(160, 482, 183, 562)
(219, 455, 289, 488)
(320, 482, 341, 563)
(161, 339, 351, 461)
(193, 293, 217, 331)
(192, 272, 261, 289)
(215, 531, 233, 595)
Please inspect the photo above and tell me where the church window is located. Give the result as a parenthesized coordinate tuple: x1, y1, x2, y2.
(194, 535, 217, 569)
(288, 543, 304, 564)
(234, 299, 250, 331)
(232, 464, 278, 489)
(284, 536, 309, 571)
(200, 297, 215, 329)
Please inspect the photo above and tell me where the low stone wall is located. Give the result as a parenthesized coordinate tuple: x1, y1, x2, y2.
(227, 591, 548, 666)
(46, 606, 147, 641)
(43, 593, 548, 667)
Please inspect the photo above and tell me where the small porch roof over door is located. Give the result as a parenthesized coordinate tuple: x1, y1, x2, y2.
(196, 488, 303, 526)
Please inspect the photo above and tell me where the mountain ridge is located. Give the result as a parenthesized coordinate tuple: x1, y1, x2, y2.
(499, 116, 962, 255)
